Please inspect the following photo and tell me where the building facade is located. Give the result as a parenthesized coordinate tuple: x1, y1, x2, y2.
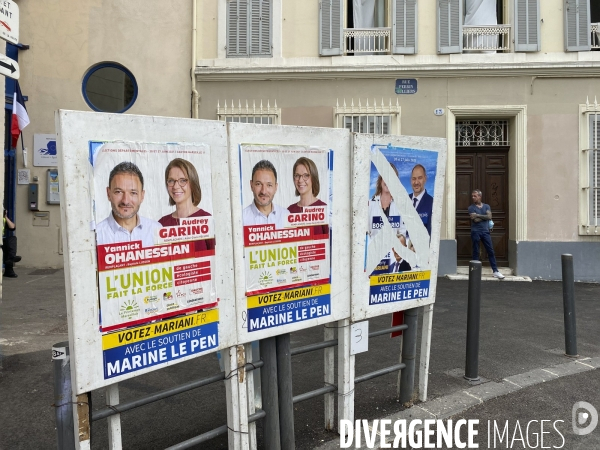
(7, 0, 600, 281)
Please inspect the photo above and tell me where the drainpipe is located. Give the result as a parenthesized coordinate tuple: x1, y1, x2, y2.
(191, 0, 199, 119)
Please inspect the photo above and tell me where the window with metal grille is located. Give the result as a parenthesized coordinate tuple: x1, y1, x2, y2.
(217, 100, 280, 125)
(455, 120, 509, 146)
(588, 113, 600, 226)
(334, 99, 400, 135)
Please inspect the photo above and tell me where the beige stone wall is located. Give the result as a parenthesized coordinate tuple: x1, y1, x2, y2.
(282, 0, 319, 58)
(198, 74, 600, 245)
(15, 1, 193, 267)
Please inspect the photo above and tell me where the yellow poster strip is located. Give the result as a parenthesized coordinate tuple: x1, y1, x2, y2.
(247, 284, 331, 309)
(370, 270, 431, 286)
(102, 309, 219, 350)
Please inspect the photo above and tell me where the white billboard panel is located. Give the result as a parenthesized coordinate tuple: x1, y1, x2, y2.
(228, 123, 351, 343)
(57, 111, 236, 393)
(351, 134, 447, 321)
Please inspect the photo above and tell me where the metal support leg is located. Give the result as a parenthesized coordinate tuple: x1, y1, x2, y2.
(338, 318, 354, 434)
(399, 308, 418, 404)
(53, 341, 75, 450)
(276, 334, 295, 450)
(260, 337, 281, 450)
(323, 324, 335, 431)
(106, 383, 122, 449)
(561, 254, 578, 357)
(418, 304, 434, 401)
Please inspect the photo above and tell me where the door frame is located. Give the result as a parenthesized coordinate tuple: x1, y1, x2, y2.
(444, 105, 528, 246)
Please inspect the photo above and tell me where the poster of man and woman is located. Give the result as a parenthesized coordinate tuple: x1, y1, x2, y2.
(91, 141, 218, 332)
(238, 144, 333, 332)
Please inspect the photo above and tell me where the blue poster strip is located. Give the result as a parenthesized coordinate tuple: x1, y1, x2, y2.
(369, 279, 431, 305)
(247, 294, 331, 332)
(102, 321, 219, 379)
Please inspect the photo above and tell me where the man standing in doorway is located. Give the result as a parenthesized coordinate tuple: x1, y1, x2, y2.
(469, 189, 504, 279)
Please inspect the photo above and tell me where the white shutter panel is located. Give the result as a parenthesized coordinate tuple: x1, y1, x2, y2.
(514, 0, 540, 51)
(249, 0, 272, 56)
(227, 0, 249, 57)
(438, 0, 462, 54)
(565, 0, 591, 51)
(393, 0, 417, 54)
(590, 114, 600, 225)
(319, 0, 343, 56)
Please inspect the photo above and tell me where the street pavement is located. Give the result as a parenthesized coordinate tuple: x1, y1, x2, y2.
(1, 269, 599, 449)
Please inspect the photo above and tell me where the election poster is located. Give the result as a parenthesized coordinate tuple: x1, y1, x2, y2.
(366, 144, 439, 307)
(91, 141, 220, 374)
(238, 144, 333, 332)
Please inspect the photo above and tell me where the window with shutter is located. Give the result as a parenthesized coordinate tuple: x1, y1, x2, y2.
(438, 0, 462, 54)
(514, 0, 540, 52)
(393, 0, 417, 54)
(226, 0, 272, 57)
(320, 0, 343, 56)
(565, 0, 591, 51)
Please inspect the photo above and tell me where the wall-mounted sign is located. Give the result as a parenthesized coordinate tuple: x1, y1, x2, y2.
(33, 134, 58, 166)
(395, 79, 417, 95)
(17, 169, 29, 184)
(0, 0, 19, 45)
(0, 52, 18, 79)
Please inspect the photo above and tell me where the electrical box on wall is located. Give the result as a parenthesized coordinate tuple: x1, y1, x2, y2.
(28, 183, 38, 210)
(47, 169, 60, 205)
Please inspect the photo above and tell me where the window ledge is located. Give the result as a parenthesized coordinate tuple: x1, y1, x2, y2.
(196, 53, 600, 80)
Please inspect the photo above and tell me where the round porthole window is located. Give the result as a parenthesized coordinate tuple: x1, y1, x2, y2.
(82, 63, 138, 113)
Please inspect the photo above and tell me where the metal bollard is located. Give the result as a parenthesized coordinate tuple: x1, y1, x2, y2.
(398, 308, 418, 404)
(260, 337, 281, 450)
(276, 333, 295, 450)
(53, 341, 76, 450)
(561, 254, 578, 357)
(464, 260, 482, 381)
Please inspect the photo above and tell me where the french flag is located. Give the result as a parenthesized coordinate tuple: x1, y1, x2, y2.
(11, 81, 29, 148)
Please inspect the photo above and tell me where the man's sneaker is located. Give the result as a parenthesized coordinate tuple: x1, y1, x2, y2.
(493, 271, 505, 279)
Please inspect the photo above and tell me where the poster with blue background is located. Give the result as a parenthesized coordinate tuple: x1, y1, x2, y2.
(367, 144, 438, 277)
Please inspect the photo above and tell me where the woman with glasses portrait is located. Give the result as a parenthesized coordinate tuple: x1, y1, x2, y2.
(287, 156, 328, 236)
(159, 158, 215, 250)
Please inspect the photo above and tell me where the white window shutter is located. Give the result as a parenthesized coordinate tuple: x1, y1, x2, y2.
(438, 0, 462, 54)
(227, 0, 249, 57)
(514, 0, 540, 52)
(319, 0, 343, 56)
(590, 114, 600, 225)
(393, 0, 417, 54)
(564, 0, 591, 51)
(249, 0, 272, 56)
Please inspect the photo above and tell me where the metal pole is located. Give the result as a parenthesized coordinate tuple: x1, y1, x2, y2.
(276, 333, 295, 450)
(398, 308, 418, 404)
(464, 260, 482, 381)
(53, 341, 75, 450)
(260, 337, 281, 450)
(561, 254, 578, 357)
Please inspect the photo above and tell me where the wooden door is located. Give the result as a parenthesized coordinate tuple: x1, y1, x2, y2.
(456, 147, 509, 266)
